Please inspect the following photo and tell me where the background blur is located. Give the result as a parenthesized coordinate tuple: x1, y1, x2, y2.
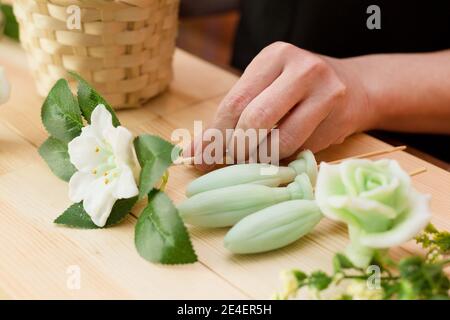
(177, 0, 239, 72)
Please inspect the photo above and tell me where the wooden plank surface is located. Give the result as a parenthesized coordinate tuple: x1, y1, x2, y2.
(0, 38, 449, 299)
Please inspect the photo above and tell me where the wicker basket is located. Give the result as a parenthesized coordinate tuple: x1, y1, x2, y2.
(13, 0, 180, 109)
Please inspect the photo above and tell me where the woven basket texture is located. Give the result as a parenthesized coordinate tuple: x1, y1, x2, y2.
(14, 0, 179, 109)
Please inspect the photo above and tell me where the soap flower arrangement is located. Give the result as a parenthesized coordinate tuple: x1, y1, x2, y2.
(39, 73, 442, 285)
(178, 151, 432, 268)
(39, 73, 197, 265)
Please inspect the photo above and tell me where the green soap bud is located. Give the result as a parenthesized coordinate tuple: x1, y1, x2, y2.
(186, 150, 318, 197)
(186, 163, 296, 197)
(288, 150, 318, 186)
(178, 174, 314, 228)
(224, 200, 323, 254)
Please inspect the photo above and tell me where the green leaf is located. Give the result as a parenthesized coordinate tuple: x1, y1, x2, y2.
(397, 280, 416, 300)
(1, 4, 19, 41)
(41, 79, 83, 143)
(381, 281, 400, 300)
(434, 231, 450, 253)
(135, 190, 197, 264)
(38, 137, 76, 182)
(292, 270, 307, 283)
(430, 294, 450, 300)
(333, 253, 354, 273)
(54, 197, 138, 229)
(425, 223, 439, 234)
(308, 271, 332, 291)
(134, 135, 181, 199)
(69, 72, 120, 127)
(398, 256, 450, 299)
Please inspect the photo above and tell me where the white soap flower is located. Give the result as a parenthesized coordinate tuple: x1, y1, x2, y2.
(68, 105, 139, 227)
(316, 159, 431, 267)
(0, 66, 11, 105)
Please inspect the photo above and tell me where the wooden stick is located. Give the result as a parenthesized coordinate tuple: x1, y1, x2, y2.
(173, 145, 407, 166)
(326, 145, 406, 164)
(173, 156, 194, 166)
(409, 167, 427, 177)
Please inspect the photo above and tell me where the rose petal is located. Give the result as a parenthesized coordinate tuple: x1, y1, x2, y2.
(315, 162, 347, 220)
(328, 195, 395, 232)
(358, 190, 431, 248)
(340, 159, 389, 196)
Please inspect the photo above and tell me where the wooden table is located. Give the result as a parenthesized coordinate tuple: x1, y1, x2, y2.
(0, 38, 449, 299)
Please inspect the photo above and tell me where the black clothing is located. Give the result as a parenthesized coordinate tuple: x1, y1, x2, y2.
(232, 0, 450, 69)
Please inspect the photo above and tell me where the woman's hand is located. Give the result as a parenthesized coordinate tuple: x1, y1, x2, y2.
(190, 42, 375, 171)
(189, 42, 450, 171)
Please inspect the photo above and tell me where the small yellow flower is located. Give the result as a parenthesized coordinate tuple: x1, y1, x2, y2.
(346, 280, 383, 300)
(278, 270, 300, 300)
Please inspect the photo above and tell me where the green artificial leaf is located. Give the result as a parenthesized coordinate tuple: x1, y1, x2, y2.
(1, 4, 19, 41)
(54, 197, 138, 229)
(134, 135, 181, 199)
(41, 79, 83, 143)
(69, 72, 120, 127)
(308, 271, 332, 291)
(333, 253, 354, 273)
(38, 137, 76, 182)
(135, 190, 197, 264)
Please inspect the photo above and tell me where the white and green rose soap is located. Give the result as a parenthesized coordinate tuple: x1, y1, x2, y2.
(316, 159, 431, 267)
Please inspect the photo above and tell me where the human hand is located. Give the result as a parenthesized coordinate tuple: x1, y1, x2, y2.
(189, 42, 376, 171)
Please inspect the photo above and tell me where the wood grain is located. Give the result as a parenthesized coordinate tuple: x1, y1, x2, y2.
(0, 39, 448, 299)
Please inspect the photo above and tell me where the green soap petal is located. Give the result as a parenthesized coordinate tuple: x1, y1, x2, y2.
(358, 190, 431, 248)
(315, 162, 347, 220)
(360, 177, 407, 215)
(385, 160, 413, 213)
(328, 196, 395, 232)
(340, 159, 390, 196)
